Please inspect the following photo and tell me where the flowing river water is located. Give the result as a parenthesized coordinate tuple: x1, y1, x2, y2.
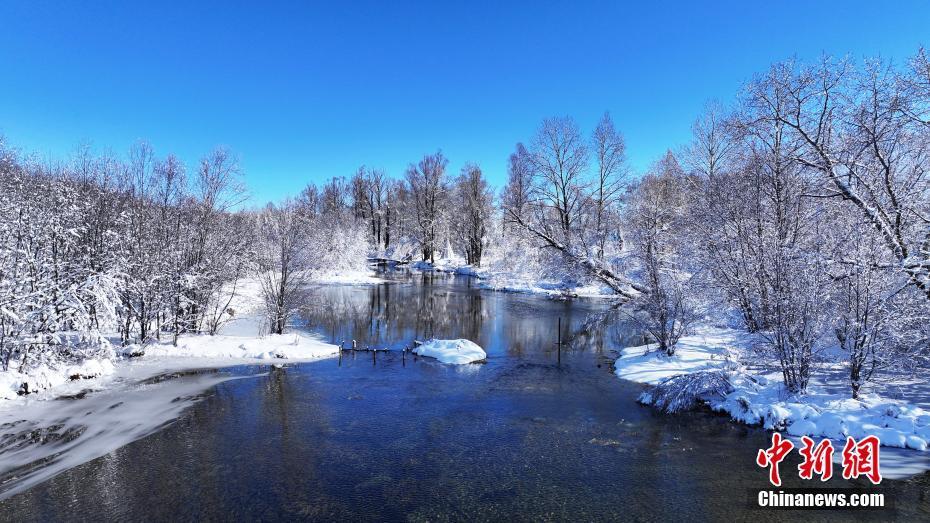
(1, 271, 929, 521)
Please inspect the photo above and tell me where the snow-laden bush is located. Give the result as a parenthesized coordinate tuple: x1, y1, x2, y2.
(643, 371, 734, 414)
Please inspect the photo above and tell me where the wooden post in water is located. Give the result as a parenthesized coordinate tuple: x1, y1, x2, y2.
(402, 346, 406, 366)
(372, 348, 376, 365)
(557, 317, 562, 365)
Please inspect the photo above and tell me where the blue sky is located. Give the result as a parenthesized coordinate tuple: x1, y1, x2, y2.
(1, 1, 928, 205)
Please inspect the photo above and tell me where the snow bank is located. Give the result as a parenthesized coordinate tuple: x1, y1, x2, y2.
(0, 332, 337, 401)
(0, 358, 116, 400)
(709, 374, 930, 452)
(414, 339, 487, 364)
(66, 358, 115, 380)
(410, 258, 488, 277)
(139, 333, 338, 362)
(615, 326, 930, 454)
(613, 328, 740, 384)
(308, 270, 385, 285)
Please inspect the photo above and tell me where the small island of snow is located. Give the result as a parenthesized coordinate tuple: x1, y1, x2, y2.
(414, 339, 486, 364)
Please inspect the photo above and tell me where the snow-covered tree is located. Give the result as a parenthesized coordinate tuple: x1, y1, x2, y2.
(591, 112, 629, 259)
(405, 151, 449, 263)
(451, 163, 494, 266)
(625, 152, 696, 356)
(253, 200, 312, 335)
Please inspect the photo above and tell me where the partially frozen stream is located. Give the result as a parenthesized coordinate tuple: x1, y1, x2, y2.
(0, 367, 260, 499)
(1, 271, 928, 520)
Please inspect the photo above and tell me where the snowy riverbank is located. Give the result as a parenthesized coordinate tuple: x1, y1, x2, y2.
(407, 258, 617, 299)
(0, 359, 117, 400)
(0, 331, 340, 404)
(308, 269, 385, 286)
(0, 274, 348, 403)
(614, 326, 930, 455)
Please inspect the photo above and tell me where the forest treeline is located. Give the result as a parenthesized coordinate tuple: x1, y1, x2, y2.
(2, 49, 929, 399)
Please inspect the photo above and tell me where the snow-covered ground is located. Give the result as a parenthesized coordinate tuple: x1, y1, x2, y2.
(614, 326, 930, 477)
(130, 332, 338, 365)
(613, 327, 744, 385)
(414, 339, 487, 364)
(0, 331, 337, 402)
(0, 359, 117, 400)
(0, 275, 341, 403)
(410, 258, 484, 276)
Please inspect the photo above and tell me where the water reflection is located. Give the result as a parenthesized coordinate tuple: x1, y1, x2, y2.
(302, 271, 619, 364)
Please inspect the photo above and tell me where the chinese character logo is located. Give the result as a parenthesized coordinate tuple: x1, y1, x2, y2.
(798, 436, 834, 481)
(841, 435, 882, 485)
(756, 433, 794, 486)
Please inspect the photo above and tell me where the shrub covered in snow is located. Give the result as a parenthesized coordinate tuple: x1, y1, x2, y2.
(643, 370, 733, 414)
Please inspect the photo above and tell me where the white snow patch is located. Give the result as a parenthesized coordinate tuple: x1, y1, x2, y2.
(477, 279, 616, 299)
(66, 358, 115, 380)
(612, 327, 740, 385)
(414, 339, 487, 365)
(140, 332, 338, 362)
(309, 269, 385, 286)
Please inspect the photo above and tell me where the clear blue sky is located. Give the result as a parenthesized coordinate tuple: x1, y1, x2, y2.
(1, 1, 928, 205)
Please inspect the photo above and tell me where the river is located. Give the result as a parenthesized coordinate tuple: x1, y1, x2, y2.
(1, 271, 928, 521)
